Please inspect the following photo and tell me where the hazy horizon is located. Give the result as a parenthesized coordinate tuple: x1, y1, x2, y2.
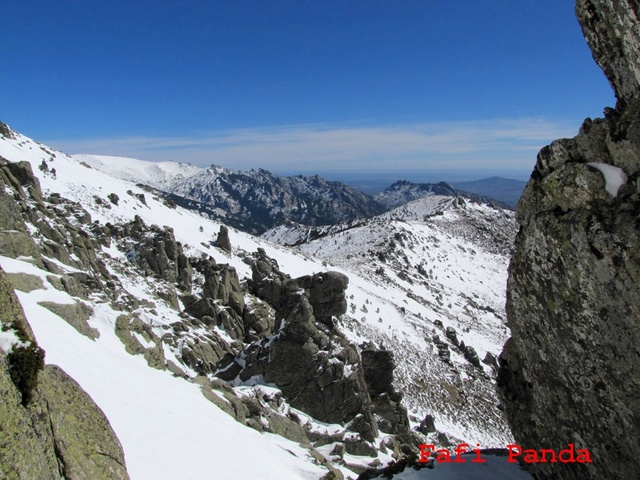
(268, 168, 530, 195)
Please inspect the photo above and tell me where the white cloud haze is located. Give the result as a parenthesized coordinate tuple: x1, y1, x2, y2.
(45, 118, 577, 175)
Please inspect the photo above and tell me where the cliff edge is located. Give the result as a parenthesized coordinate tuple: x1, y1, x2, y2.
(497, 1, 640, 479)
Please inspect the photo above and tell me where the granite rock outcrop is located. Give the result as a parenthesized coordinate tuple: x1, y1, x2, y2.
(497, 1, 640, 479)
(0, 267, 129, 479)
(216, 249, 416, 452)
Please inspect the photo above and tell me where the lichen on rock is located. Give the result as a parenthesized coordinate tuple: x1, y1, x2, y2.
(0, 266, 130, 478)
(35, 365, 129, 480)
(497, 1, 640, 479)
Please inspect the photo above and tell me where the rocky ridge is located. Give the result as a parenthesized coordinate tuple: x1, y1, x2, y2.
(373, 179, 508, 210)
(497, 1, 640, 479)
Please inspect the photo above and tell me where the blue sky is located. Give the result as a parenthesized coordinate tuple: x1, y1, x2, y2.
(2, 1, 615, 181)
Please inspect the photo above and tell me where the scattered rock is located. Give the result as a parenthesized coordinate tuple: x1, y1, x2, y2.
(216, 225, 232, 252)
(418, 414, 436, 434)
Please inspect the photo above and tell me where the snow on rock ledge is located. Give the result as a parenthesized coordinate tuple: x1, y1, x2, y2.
(586, 161, 628, 196)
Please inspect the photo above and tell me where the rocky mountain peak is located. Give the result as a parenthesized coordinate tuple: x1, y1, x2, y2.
(205, 164, 229, 175)
(374, 179, 506, 211)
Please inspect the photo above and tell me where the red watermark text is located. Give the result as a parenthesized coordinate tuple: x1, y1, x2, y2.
(418, 443, 592, 464)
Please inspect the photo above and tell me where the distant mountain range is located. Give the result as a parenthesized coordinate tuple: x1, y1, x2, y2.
(452, 177, 527, 209)
(77, 154, 523, 234)
(373, 179, 511, 210)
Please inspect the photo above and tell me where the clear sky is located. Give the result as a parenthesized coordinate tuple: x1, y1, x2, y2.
(2, 0, 615, 181)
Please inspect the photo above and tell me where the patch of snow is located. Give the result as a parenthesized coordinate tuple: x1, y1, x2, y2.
(587, 162, 628, 196)
(0, 329, 27, 353)
(131, 332, 155, 349)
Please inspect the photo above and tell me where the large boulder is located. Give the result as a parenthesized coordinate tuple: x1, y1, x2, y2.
(202, 264, 245, 317)
(216, 225, 232, 253)
(258, 280, 377, 437)
(362, 347, 411, 435)
(295, 271, 349, 325)
(497, 2, 640, 479)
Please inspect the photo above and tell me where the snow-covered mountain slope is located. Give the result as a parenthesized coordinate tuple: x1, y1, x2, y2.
(0, 122, 527, 479)
(0, 127, 334, 479)
(264, 195, 518, 445)
(1, 256, 325, 480)
(75, 154, 202, 189)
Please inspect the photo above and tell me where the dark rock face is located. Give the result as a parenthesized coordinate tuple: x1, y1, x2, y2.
(497, 2, 640, 479)
(238, 269, 380, 438)
(361, 347, 410, 435)
(293, 271, 349, 326)
(362, 349, 395, 397)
